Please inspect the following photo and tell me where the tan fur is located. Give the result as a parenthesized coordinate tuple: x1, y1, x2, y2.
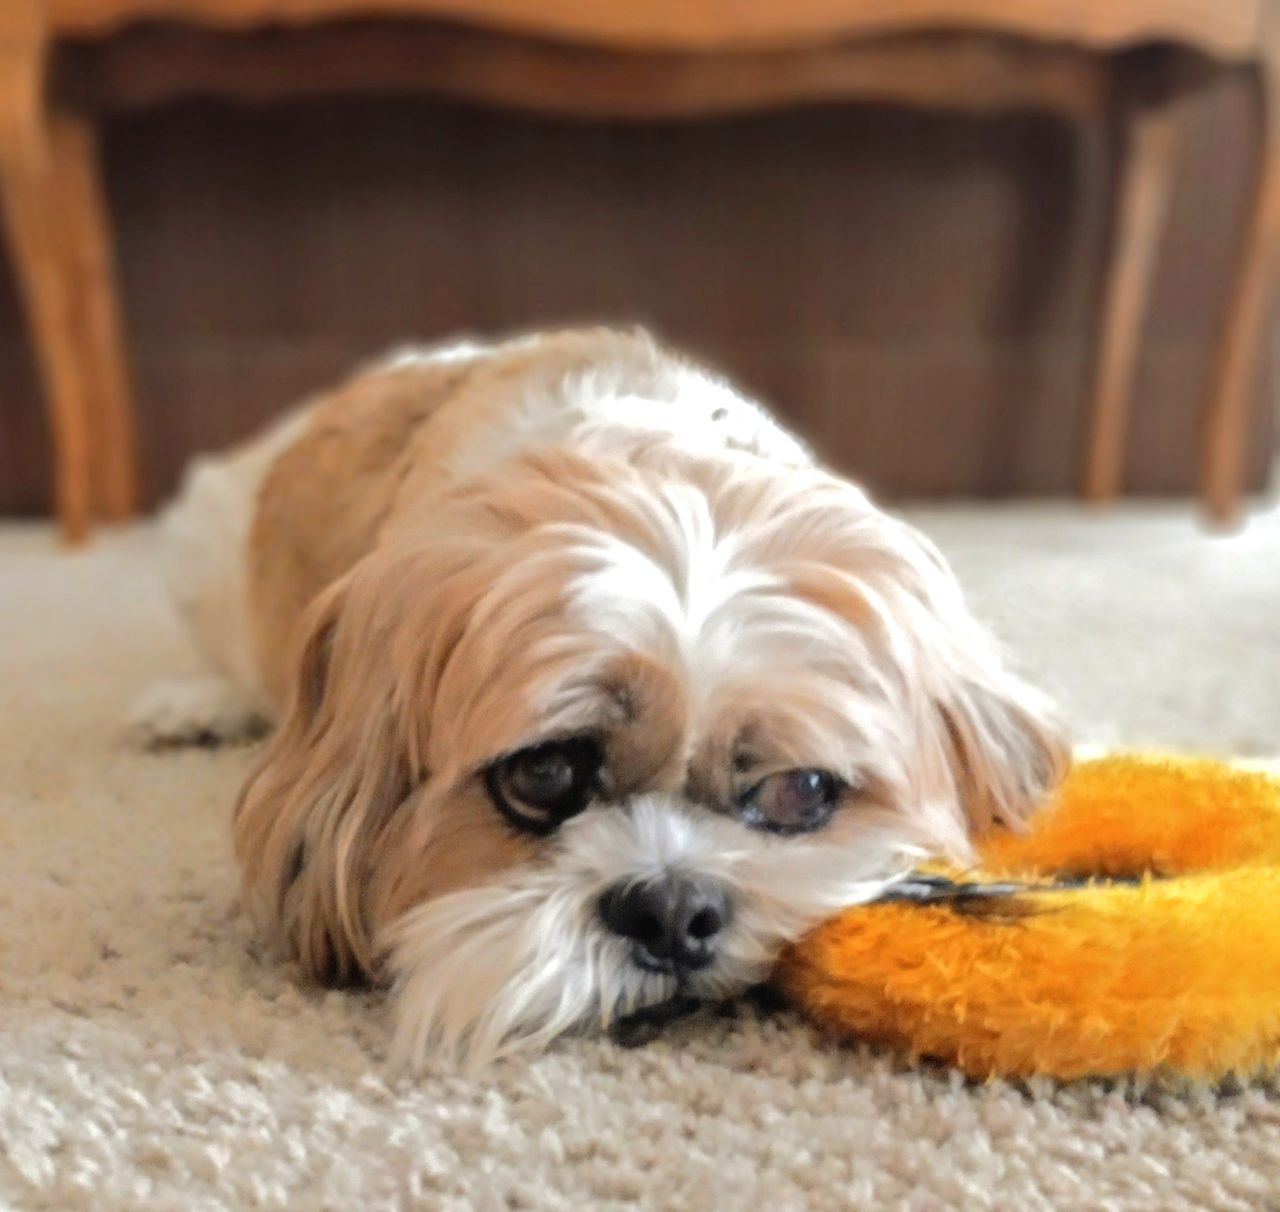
(249, 328, 699, 704)
(230, 329, 1069, 997)
(249, 358, 478, 706)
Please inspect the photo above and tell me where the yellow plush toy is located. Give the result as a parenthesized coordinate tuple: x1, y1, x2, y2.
(776, 755, 1280, 1081)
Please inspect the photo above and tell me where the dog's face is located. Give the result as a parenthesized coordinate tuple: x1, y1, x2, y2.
(235, 435, 1067, 1069)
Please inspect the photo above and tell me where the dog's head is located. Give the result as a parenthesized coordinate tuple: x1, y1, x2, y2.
(235, 438, 1067, 1068)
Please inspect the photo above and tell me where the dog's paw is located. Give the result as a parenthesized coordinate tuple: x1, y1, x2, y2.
(128, 676, 269, 748)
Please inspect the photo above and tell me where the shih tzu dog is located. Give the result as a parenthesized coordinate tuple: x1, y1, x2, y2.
(137, 327, 1068, 1068)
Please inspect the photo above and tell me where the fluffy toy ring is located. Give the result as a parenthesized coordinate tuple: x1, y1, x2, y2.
(776, 755, 1280, 1080)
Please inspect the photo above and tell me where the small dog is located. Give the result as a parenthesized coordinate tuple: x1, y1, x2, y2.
(139, 328, 1068, 1067)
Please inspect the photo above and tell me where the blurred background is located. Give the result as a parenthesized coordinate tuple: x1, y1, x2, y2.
(2, 4, 1277, 526)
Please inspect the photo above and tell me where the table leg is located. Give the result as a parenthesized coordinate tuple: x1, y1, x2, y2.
(48, 109, 139, 521)
(1083, 97, 1181, 503)
(0, 41, 96, 543)
(1201, 48, 1280, 524)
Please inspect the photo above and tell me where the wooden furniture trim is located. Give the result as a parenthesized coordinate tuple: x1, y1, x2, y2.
(4, 1, 1274, 538)
(67, 23, 1113, 121)
(48, 0, 1266, 61)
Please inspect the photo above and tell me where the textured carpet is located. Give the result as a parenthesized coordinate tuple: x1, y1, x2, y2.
(3, 501, 1279, 1211)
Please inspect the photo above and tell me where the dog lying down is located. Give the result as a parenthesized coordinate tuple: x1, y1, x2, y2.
(135, 328, 1067, 1068)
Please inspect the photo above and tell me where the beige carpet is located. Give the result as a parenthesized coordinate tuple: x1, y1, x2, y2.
(3, 501, 1280, 1211)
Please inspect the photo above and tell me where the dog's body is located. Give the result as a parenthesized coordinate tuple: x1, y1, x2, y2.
(143, 328, 1067, 1067)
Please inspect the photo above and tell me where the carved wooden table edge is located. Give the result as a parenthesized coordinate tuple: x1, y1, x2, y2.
(2, 1, 1276, 541)
(43, 0, 1269, 60)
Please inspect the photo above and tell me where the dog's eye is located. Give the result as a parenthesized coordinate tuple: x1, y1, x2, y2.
(486, 737, 603, 835)
(738, 768, 840, 834)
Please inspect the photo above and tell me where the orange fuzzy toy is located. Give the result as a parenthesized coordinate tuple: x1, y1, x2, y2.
(776, 755, 1280, 1080)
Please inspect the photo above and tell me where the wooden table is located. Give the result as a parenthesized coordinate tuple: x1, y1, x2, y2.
(2, 0, 1276, 540)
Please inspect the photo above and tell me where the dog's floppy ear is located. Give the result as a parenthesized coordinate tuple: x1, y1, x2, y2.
(871, 519, 1070, 836)
(234, 562, 414, 986)
(934, 659, 1069, 834)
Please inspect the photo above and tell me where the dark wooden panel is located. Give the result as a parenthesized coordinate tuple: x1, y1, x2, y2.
(0, 67, 1272, 514)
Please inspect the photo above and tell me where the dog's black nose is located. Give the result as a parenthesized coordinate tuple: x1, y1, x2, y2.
(598, 876, 730, 973)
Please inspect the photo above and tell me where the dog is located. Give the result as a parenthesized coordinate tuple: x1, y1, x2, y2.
(136, 327, 1068, 1068)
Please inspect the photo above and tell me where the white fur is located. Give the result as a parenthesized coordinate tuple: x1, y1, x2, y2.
(387, 795, 916, 1072)
(133, 407, 310, 742)
(142, 332, 804, 742)
(438, 336, 811, 486)
(155, 328, 1066, 1070)
(128, 674, 267, 747)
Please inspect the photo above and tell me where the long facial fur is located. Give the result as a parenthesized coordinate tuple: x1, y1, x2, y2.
(232, 333, 1069, 1068)
(385, 795, 912, 1068)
